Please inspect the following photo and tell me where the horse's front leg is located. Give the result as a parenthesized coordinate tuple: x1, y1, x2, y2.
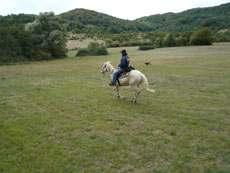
(115, 85, 120, 98)
(115, 86, 126, 99)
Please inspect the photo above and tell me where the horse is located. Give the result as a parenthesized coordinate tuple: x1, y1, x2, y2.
(101, 61, 155, 103)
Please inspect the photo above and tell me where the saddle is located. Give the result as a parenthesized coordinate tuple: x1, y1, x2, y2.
(116, 66, 135, 86)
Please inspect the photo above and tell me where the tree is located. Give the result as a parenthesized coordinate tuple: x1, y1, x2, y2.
(176, 36, 188, 46)
(190, 28, 214, 45)
(0, 25, 29, 63)
(182, 31, 193, 42)
(154, 36, 164, 48)
(164, 33, 176, 47)
(25, 12, 67, 59)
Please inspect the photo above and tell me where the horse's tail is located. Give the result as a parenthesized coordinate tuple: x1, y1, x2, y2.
(141, 74, 155, 93)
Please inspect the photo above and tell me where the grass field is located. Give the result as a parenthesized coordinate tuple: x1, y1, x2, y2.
(0, 43, 230, 172)
(67, 38, 105, 50)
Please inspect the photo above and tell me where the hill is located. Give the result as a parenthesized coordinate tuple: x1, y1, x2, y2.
(0, 3, 230, 35)
(59, 9, 151, 35)
(135, 2, 230, 32)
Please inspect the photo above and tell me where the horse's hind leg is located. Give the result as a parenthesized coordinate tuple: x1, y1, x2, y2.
(131, 86, 141, 103)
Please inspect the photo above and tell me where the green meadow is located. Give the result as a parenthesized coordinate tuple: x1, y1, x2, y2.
(0, 43, 230, 172)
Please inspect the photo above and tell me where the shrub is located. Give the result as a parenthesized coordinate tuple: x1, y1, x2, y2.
(139, 45, 155, 50)
(30, 51, 52, 61)
(190, 28, 214, 45)
(76, 49, 91, 56)
(215, 32, 230, 42)
(121, 40, 141, 47)
(87, 42, 102, 50)
(93, 48, 108, 55)
(110, 41, 120, 47)
(105, 39, 112, 47)
(69, 36, 79, 40)
(163, 34, 176, 47)
(176, 36, 188, 46)
(76, 42, 108, 56)
(0, 56, 28, 65)
(107, 40, 153, 48)
(154, 37, 164, 48)
(141, 41, 153, 46)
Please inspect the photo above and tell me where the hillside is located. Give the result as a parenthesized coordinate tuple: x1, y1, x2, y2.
(59, 9, 151, 35)
(0, 2, 230, 35)
(135, 2, 230, 32)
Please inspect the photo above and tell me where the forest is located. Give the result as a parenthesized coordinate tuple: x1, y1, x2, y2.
(135, 2, 230, 32)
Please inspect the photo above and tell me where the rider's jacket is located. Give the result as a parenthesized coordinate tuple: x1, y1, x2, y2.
(118, 55, 130, 70)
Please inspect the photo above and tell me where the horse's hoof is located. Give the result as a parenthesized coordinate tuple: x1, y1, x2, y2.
(117, 96, 120, 98)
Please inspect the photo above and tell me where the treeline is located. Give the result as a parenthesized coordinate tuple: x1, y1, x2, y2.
(0, 12, 67, 64)
(0, 14, 35, 26)
(103, 28, 216, 48)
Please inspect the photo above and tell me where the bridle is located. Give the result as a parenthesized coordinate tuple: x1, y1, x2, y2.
(101, 63, 107, 74)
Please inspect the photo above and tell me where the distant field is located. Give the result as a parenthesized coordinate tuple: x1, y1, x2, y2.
(0, 43, 230, 172)
(67, 38, 105, 50)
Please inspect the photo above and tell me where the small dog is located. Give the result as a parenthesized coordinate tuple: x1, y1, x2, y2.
(145, 62, 151, 65)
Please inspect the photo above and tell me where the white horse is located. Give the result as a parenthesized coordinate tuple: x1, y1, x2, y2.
(101, 61, 155, 103)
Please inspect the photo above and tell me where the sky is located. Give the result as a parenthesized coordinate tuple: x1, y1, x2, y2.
(0, 0, 229, 20)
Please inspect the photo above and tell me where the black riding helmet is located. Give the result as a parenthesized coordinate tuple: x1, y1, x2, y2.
(120, 49, 127, 56)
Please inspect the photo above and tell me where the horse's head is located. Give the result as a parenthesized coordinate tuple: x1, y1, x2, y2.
(101, 61, 111, 74)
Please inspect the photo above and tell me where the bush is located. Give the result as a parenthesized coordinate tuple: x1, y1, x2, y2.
(110, 41, 120, 47)
(163, 34, 176, 47)
(141, 41, 153, 46)
(69, 36, 79, 40)
(0, 56, 28, 65)
(154, 37, 164, 48)
(215, 32, 230, 42)
(120, 40, 142, 47)
(105, 39, 113, 47)
(76, 42, 108, 56)
(30, 51, 52, 61)
(139, 45, 155, 50)
(76, 49, 91, 56)
(190, 28, 214, 45)
(176, 36, 188, 46)
(107, 40, 153, 48)
(93, 48, 108, 55)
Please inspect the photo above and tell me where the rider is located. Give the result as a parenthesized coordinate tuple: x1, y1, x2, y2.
(109, 49, 130, 86)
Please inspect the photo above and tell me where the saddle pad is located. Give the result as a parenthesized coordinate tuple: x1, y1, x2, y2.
(120, 72, 129, 78)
